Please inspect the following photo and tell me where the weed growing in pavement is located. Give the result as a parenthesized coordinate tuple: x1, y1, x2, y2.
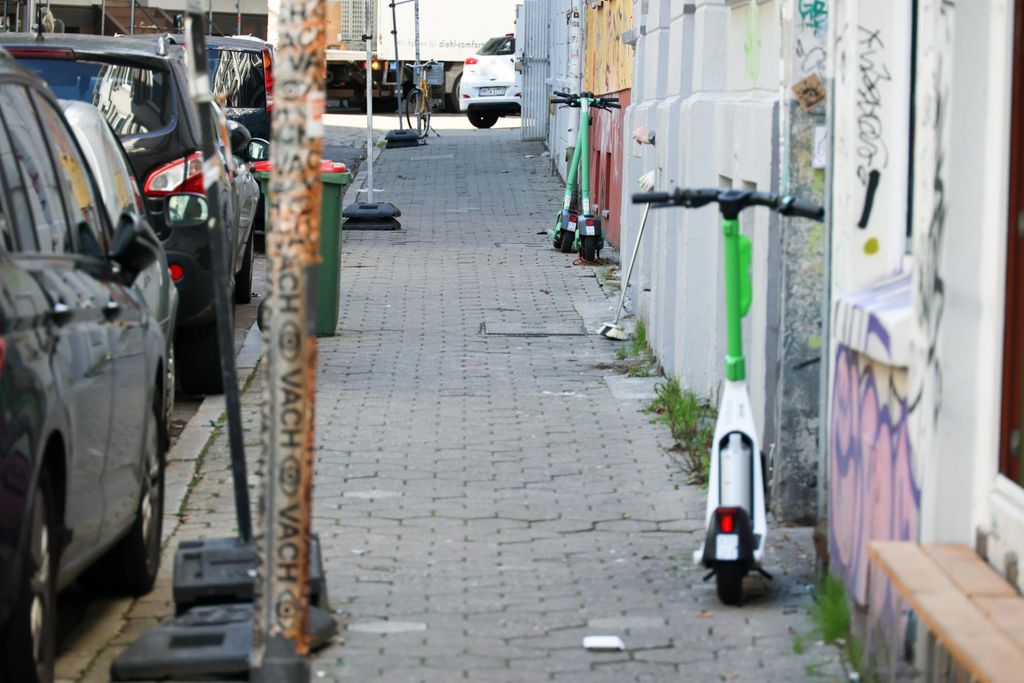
(614, 320, 658, 377)
(645, 378, 716, 487)
(793, 573, 877, 682)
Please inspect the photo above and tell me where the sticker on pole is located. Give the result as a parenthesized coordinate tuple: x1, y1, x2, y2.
(307, 91, 325, 139)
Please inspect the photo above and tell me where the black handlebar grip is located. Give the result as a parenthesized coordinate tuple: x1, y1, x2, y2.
(780, 196, 825, 221)
(632, 191, 671, 204)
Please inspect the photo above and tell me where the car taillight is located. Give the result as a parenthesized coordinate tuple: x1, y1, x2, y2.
(465, 57, 478, 65)
(144, 152, 203, 197)
(717, 508, 738, 534)
(262, 47, 274, 111)
(8, 47, 76, 59)
(169, 264, 184, 282)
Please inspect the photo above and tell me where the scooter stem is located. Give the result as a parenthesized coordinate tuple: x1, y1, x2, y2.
(723, 217, 746, 381)
(611, 201, 651, 325)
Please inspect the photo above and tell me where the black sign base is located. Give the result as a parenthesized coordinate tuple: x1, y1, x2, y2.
(342, 202, 402, 231)
(110, 604, 337, 681)
(173, 536, 328, 614)
(384, 129, 421, 148)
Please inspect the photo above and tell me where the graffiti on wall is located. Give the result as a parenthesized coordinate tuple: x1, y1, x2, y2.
(799, 0, 829, 35)
(908, 0, 953, 439)
(830, 304, 920, 606)
(829, 0, 912, 294)
(854, 26, 891, 229)
(583, 0, 632, 95)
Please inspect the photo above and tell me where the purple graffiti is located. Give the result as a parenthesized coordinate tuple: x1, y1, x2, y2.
(829, 339, 920, 606)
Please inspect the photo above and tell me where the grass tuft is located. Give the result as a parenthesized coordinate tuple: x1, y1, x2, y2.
(645, 378, 716, 487)
(803, 574, 877, 681)
(809, 574, 851, 645)
(613, 320, 658, 377)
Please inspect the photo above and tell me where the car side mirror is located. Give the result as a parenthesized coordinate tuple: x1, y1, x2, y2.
(228, 119, 252, 157)
(164, 193, 210, 229)
(247, 137, 270, 162)
(111, 211, 160, 283)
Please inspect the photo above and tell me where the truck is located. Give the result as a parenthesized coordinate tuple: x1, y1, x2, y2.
(324, 0, 520, 112)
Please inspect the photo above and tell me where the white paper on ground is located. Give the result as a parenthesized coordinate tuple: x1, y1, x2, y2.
(583, 635, 625, 651)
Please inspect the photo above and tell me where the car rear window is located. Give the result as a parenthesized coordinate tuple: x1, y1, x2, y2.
(208, 48, 266, 109)
(478, 37, 514, 56)
(18, 58, 170, 137)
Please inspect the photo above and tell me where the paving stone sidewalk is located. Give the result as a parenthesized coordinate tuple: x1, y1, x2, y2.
(111, 123, 845, 682)
(310, 126, 844, 681)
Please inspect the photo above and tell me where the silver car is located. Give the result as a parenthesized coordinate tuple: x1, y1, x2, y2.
(61, 100, 179, 438)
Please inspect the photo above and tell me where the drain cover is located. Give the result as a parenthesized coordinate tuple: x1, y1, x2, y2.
(484, 322, 586, 337)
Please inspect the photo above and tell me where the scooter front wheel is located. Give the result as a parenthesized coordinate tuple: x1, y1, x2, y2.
(715, 564, 745, 605)
(560, 229, 575, 253)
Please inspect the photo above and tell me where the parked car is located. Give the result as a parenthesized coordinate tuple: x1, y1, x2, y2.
(459, 34, 521, 129)
(0, 50, 169, 683)
(0, 32, 260, 395)
(205, 35, 274, 236)
(61, 99, 179, 441)
(206, 35, 274, 141)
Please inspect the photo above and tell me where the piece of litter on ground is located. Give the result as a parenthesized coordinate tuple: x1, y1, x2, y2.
(351, 548, 369, 556)
(696, 610, 714, 619)
(583, 635, 625, 652)
(524, 154, 535, 158)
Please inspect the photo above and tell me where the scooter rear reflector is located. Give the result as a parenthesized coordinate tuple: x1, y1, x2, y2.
(718, 508, 738, 534)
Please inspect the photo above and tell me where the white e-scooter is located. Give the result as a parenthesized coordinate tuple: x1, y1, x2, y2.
(631, 187, 824, 604)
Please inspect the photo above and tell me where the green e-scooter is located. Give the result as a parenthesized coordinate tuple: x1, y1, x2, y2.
(632, 187, 824, 604)
(548, 91, 620, 261)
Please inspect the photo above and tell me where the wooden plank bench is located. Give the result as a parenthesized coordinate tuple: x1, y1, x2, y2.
(868, 541, 1024, 683)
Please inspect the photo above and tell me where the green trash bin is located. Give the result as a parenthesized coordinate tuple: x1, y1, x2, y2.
(251, 160, 353, 336)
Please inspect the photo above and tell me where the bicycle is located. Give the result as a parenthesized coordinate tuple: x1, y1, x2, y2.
(630, 187, 823, 605)
(548, 91, 620, 261)
(403, 59, 442, 139)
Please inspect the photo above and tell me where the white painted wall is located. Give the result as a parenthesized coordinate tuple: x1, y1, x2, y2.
(618, 0, 783, 439)
(911, 0, 1024, 589)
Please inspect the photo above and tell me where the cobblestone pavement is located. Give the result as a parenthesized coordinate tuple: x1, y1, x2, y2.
(57, 119, 844, 682)
(310, 123, 843, 681)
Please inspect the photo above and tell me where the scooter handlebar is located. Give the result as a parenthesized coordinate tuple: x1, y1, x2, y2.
(779, 196, 826, 221)
(632, 188, 718, 208)
(631, 191, 672, 204)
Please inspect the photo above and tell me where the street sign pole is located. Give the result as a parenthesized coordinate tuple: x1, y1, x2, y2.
(251, 0, 325, 676)
(182, 4, 252, 545)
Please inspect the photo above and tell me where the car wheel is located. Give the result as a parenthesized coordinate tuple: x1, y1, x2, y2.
(175, 322, 225, 396)
(468, 112, 499, 129)
(234, 229, 254, 304)
(79, 401, 164, 596)
(446, 75, 462, 113)
(0, 470, 58, 683)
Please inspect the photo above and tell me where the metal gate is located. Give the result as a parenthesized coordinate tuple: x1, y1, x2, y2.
(519, 0, 550, 141)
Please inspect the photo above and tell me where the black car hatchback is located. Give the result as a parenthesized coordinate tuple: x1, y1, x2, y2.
(0, 33, 257, 395)
(206, 35, 274, 141)
(0, 49, 168, 683)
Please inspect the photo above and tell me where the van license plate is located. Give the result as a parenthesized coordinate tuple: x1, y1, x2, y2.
(480, 87, 506, 96)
